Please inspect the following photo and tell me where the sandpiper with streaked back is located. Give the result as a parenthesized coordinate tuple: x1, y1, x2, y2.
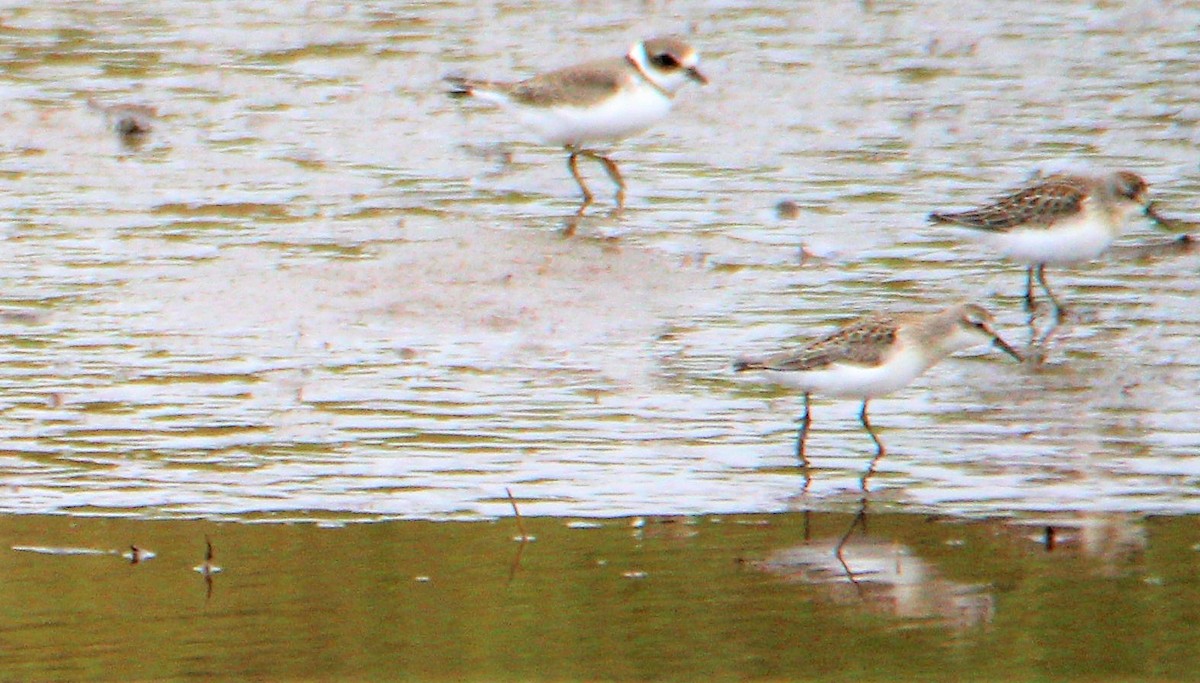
(929, 171, 1174, 321)
(734, 303, 1021, 489)
(446, 36, 708, 210)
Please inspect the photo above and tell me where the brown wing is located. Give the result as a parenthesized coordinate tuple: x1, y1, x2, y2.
(735, 315, 898, 373)
(928, 175, 1088, 231)
(509, 58, 628, 107)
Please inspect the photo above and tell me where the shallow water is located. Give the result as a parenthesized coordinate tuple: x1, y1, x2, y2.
(5, 510, 1200, 682)
(0, 0, 1198, 677)
(0, 0, 1197, 522)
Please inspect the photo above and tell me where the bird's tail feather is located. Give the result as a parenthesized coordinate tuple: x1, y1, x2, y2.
(444, 76, 511, 99)
(732, 358, 765, 372)
(444, 75, 475, 97)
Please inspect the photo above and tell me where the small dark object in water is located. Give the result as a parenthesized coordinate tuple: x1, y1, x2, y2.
(114, 114, 152, 137)
(1112, 233, 1197, 260)
(776, 200, 801, 220)
(87, 98, 156, 141)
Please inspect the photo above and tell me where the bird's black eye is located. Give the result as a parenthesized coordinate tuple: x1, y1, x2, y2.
(1115, 173, 1147, 200)
(650, 53, 680, 68)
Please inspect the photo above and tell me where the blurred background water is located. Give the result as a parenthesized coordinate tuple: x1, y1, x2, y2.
(0, 0, 1198, 678)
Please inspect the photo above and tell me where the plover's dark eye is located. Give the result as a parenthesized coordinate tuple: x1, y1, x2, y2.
(650, 53, 680, 68)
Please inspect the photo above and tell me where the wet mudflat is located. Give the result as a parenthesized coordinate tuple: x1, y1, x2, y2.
(0, 0, 1195, 520)
(0, 0, 1199, 679)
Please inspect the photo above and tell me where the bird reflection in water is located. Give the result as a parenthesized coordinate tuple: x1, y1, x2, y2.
(753, 500, 995, 632)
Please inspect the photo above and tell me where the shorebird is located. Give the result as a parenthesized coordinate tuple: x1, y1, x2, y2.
(446, 36, 707, 209)
(735, 303, 1021, 488)
(929, 170, 1173, 321)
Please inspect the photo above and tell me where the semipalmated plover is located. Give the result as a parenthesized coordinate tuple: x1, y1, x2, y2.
(447, 36, 708, 209)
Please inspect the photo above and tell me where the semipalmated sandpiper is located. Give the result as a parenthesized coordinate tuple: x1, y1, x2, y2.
(929, 171, 1171, 321)
(735, 303, 1021, 487)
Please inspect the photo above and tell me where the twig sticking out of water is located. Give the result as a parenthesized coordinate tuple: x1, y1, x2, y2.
(194, 535, 222, 600)
(505, 488, 535, 583)
(505, 487, 532, 542)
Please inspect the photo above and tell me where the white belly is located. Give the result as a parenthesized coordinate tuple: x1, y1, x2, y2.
(509, 86, 673, 147)
(753, 350, 932, 400)
(961, 215, 1119, 265)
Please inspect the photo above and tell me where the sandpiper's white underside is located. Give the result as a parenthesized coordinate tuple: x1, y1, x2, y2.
(750, 347, 934, 400)
(955, 210, 1125, 266)
(471, 83, 673, 148)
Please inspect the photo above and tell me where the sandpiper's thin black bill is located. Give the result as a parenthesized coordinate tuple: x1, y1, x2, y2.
(993, 336, 1023, 362)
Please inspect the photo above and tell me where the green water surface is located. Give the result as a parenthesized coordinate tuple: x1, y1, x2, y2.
(2, 511, 1196, 682)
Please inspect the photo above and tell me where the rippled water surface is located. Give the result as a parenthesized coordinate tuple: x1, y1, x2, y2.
(0, 0, 1198, 522)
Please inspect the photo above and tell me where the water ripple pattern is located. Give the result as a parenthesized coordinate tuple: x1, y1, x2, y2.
(0, 0, 1196, 520)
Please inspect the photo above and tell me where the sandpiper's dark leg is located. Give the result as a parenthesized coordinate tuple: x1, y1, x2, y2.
(1024, 266, 1037, 312)
(859, 400, 886, 492)
(567, 149, 594, 208)
(836, 498, 869, 554)
(796, 393, 813, 490)
(1034, 264, 1066, 323)
(834, 497, 870, 593)
(796, 393, 812, 462)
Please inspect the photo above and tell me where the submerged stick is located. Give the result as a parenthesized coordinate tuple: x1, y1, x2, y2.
(505, 487, 529, 541)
